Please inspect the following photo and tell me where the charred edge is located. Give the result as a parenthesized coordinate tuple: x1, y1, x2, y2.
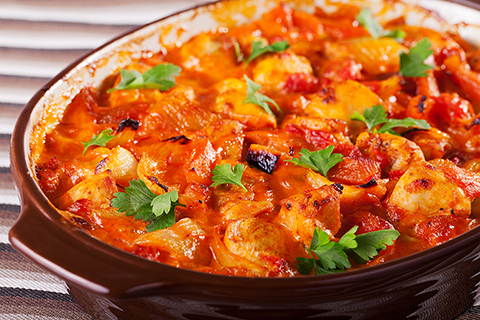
(418, 178, 431, 189)
(404, 128, 429, 136)
(358, 177, 378, 188)
(466, 118, 480, 131)
(313, 200, 320, 209)
(245, 148, 280, 174)
(94, 158, 107, 174)
(147, 176, 169, 192)
(71, 217, 91, 229)
(116, 118, 139, 133)
(331, 183, 344, 194)
(163, 135, 191, 145)
(416, 95, 427, 113)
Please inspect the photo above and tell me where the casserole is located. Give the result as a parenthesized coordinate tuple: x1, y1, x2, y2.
(9, 0, 480, 318)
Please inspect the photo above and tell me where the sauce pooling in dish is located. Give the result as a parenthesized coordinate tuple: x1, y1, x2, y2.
(35, 2, 480, 276)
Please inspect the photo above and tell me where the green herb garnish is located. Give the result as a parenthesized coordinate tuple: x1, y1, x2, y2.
(399, 38, 433, 77)
(356, 8, 406, 41)
(111, 179, 185, 232)
(350, 105, 431, 135)
(210, 163, 247, 191)
(234, 42, 245, 63)
(107, 63, 181, 93)
(244, 40, 289, 67)
(297, 226, 400, 275)
(81, 129, 114, 156)
(243, 75, 281, 116)
(287, 146, 343, 178)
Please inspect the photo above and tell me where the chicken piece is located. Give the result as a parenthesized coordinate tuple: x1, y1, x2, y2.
(137, 85, 216, 139)
(56, 170, 118, 212)
(307, 170, 388, 213)
(195, 119, 245, 162)
(405, 128, 454, 160)
(95, 146, 138, 187)
(276, 185, 341, 245)
(184, 138, 218, 186)
(304, 80, 384, 137)
(222, 218, 296, 276)
(133, 218, 211, 267)
(139, 134, 218, 193)
(356, 132, 425, 174)
(429, 158, 480, 199)
(210, 226, 270, 277)
(137, 135, 194, 194)
(220, 200, 275, 223)
(386, 161, 472, 237)
(252, 52, 316, 93)
(171, 33, 242, 86)
(443, 55, 480, 112)
(282, 115, 352, 147)
(213, 78, 277, 129)
(323, 37, 407, 75)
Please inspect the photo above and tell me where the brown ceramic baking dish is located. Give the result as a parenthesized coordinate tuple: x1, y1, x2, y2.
(9, 0, 480, 319)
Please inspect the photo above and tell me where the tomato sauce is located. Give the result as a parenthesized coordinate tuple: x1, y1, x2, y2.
(34, 2, 480, 276)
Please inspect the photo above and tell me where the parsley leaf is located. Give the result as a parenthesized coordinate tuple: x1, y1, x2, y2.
(356, 8, 405, 41)
(243, 75, 281, 116)
(210, 163, 247, 191)
(345, 229, 400, 264)
(287, 146, 343, 178)
(111, 179, 185, 232)
(399, 38, 433, 77)
(82, 129, 114, 156)
(351, 105, 431, 135)
(107, 63, 181, 93)
(383, 29, 407, 42)
(296, 226, 400, 275)
(245, 40, 289, 67)
(356, 8, 383, 39)
(350, 105, 388, 132)
(234, 42, 245, 64)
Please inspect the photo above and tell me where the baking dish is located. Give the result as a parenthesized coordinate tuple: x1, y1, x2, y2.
(9, 0, 480, 318)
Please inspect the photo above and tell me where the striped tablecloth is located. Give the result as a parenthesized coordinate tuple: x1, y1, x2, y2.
(1, 0, 480, 319)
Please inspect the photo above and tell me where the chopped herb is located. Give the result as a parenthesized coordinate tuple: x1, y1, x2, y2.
(245, 40, 289, 67)
(111, 179, 185, 232)
(297, 226, 400, 275)
(234, 42, 245, 63)
(399, 38, 433, 77)
(287, 146, 343, 178)
(356, 9, 383, 39)
(243, 75, 281, 116)
(351, 105, 431, 135)
(82, 129, 114, 156)
(383, 29, 407, 42)
(210, 163, 247, 191)
(107, 63, 181, 93)
(356, 8, 405, 41)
